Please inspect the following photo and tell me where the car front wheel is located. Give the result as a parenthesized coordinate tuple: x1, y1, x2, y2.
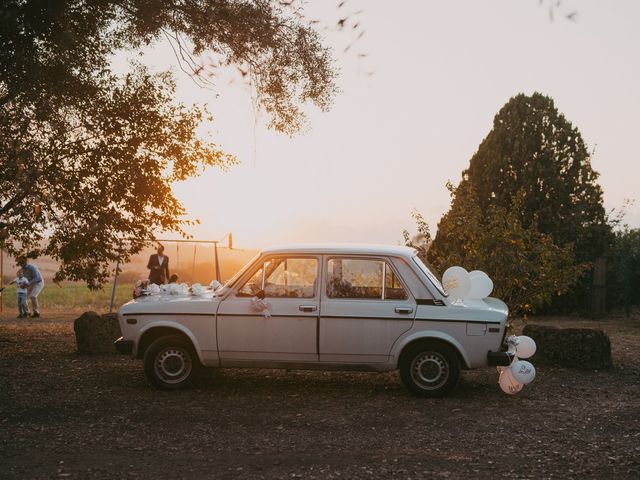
(399, 341, 461, 398)
(143, 335, 200, 390)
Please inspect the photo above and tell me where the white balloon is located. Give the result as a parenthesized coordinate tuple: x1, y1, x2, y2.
(499, 368, 523, 395)
(515, 336, 537, 359)
(468, 270, 494, 299)
(511, 360, 536, 384)
(442, 266, 471, 300)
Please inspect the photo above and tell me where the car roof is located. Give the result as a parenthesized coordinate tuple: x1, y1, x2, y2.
(261, 243, 417, 258)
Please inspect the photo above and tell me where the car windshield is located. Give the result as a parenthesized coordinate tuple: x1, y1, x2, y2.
(412, 254, 447, 297)
(218, 253, 261, 294)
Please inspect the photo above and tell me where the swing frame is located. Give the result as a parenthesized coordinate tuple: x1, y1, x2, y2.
(109, 238, 224, 313)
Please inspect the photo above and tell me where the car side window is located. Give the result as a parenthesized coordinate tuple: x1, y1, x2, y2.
(238, 257, 318, 298)
(385, 267, 409, 300)
(326, 258, 408, 300)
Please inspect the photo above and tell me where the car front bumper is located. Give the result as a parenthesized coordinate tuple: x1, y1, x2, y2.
(114, 337, 134, 355)
(487, 350, 515, 366)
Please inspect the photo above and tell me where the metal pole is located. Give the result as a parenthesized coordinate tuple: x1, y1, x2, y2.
(214, 242, 221, 281)
(191, 245, 197, 282)
(109, 256, 120, 314)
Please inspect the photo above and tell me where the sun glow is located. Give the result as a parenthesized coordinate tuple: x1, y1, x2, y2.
(137, 1, 640, 249)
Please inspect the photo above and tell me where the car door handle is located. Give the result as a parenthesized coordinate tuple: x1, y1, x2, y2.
(395, 307, 413, 314)
(299, 305, 317, 312)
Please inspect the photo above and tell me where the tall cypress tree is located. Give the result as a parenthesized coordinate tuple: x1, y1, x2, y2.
(461, 92, 610, 261)
(428, 92, 612, 312)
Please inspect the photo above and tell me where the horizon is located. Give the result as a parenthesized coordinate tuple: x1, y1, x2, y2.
(113, 0, 640, 249)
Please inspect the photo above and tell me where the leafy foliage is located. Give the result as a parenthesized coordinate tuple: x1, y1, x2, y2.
(425, 183, 586, 315)
(0, 0, 337, 287)
(461, 92, 611, 262)
(402, 209, 431, 260)
(607, 227, 640, 315)
(420, 92, 611, 314)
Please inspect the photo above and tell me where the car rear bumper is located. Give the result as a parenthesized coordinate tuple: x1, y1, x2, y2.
(114, 337, 134, 355)
(487, 350, 514, 366)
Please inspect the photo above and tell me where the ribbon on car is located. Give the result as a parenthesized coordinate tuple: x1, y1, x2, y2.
(250, 296, 271, 318)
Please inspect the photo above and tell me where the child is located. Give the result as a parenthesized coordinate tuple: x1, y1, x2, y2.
(2, 269, 30, 318)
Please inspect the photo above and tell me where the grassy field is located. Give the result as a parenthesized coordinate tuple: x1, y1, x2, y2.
(0, 282, 135, 314)
(0, 246, 257, 316)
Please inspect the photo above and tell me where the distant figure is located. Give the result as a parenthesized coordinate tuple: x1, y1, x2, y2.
(0, 269, 30, 318)
(147, 244, 170, 285)
(20, 261, 44, 318)
(168, 274, 179, 284)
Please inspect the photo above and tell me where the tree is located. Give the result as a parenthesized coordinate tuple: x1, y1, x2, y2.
(424, 92, 612, 313)
(402, 209, 432, 260)
(607, 227, 640, 316)
(460, 92, 611, 262)
(0, 0, 337, 287)
(423, 183, 585, 316)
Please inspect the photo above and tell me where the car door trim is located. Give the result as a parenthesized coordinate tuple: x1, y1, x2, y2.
(321, 314, 500, 324)
(219, 313, 320, 318)
(122, 312, 216, 317)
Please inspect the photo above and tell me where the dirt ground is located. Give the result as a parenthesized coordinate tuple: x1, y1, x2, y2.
(1, 310, 639, 479)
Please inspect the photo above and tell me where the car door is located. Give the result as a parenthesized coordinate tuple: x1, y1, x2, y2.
(319, 256, 416, 363)
(217, 255, 320, 364)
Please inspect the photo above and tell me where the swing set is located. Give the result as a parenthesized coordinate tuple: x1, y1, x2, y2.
(108, 233, 233, 313)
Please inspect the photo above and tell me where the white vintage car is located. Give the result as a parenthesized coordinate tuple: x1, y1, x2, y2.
(115, 244, 512, 397)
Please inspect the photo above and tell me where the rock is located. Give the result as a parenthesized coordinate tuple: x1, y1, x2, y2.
(73, 311, 122, 354)
(522, 324, 612, 370)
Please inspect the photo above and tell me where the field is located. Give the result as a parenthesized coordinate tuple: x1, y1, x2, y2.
(0, 245, 257, 314)
(0, 304, 639, 479)
(0, 283, 135, 314)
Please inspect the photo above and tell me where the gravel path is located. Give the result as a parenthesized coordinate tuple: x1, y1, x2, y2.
(0, 313, 639, 479)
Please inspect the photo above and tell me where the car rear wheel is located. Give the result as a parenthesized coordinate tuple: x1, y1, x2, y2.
(399, 341, 460, 397)
(143, 335, 200, 390)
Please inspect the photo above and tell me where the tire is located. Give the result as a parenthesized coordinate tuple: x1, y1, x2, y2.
(399, 341, 461, 398)
(143, 335, 201, 390)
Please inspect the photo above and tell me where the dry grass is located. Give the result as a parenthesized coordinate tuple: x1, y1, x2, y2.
(0, 282, 134, 314)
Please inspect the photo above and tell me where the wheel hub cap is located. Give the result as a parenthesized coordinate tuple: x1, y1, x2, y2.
(155, 347, 192, 384)
(411, 352, 449, 390)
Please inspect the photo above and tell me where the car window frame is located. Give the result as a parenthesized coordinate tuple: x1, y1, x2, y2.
(235, 254, 321, 299)
(323, 255, 413, 302)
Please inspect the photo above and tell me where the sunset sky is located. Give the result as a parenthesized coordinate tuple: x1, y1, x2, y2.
(131, 0, 640, 249)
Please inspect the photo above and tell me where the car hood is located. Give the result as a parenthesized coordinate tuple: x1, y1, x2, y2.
(481, 297, 509, 318)
(422, 296, 508, 323)
(118, 292, 222, 315)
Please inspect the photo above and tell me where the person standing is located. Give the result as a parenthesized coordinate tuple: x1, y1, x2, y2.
(20, 261, 44, 318)
(0, 269, 30, 318)
(147, 244, 170, 285)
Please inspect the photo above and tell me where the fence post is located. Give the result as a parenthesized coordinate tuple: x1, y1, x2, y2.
(109, 255, 120, 314)
(214, 242, 221, 281)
